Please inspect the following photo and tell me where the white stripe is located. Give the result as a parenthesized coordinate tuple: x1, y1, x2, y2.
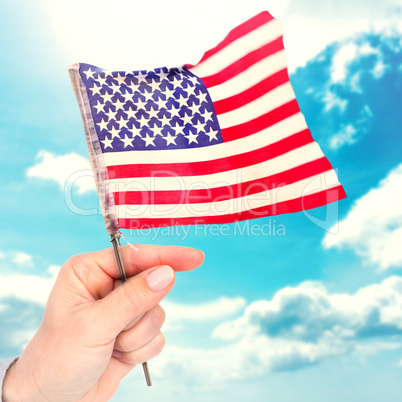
(218, 82, 295, 129)
(189, 19, 283, 78)
(114, 170, 340, 219)
(207, 50, 288, 102)
(108, 142, 325, 191)
(103, 113, 308, 166)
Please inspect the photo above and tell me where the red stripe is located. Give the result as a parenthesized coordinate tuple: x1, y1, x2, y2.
(213, 69, 290, 115)
(113, 158, 332, 205)
(108, 129, 313, 179)
(221, 99, 300, 142)
(186, 11, 274, 69)
(118, 186, 347, 229)
(200, 36, 284, 88)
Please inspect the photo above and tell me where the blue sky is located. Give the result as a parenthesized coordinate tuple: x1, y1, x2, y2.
(1, 0, 402, 401)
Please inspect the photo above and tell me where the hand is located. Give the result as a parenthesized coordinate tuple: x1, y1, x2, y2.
(2, 244, 204, 401)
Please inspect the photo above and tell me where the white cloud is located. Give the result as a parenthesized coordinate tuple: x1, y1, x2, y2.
(328, 105, 373, 150)
(26, 150, 95, 194)
(322, 90, 348, 112)
(329, 125, 358, 150)
(149, 276, 402, 385)
(11, 252, 34, 267)
(162, 296, 246, 326)
(0, 265, 59, 305)
(330, 40, 388, 85)
(42, 0, 402, 74)
(323, 163, 402, 270)
(282, 0, 402, 72)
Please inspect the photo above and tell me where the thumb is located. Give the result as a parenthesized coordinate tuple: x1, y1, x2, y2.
(93, 265, 175, 335)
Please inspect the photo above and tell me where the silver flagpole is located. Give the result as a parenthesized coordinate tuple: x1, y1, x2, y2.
(110, 235, 152, 386)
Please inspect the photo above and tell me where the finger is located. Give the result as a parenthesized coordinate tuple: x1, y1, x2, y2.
(114, 305, 165, 352)
(112, 332, 165, 365)
(94, 244, 205, 279)
(93, 265, 174, 334)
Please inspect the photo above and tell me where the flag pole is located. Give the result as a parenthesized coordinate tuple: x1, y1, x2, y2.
(110, 235, 152, 387)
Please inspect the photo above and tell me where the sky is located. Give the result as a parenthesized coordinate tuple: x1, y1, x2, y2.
(1, 0, 402, 401)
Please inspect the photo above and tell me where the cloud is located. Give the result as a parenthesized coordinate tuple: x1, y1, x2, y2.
(148, 276, 402, 386)
(329, 125, 358, 149)
(323, 163, 402, 270)
(162, 297, 246, 327)
(330, 41, 387, 84)
(282, 0, 402, 72)
(11, 252, 34, 267)
(0, 265, 59, 305)
(26, 151, 95, 194)
(43, 0, 402, 74)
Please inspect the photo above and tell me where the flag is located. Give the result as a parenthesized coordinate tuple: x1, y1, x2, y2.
(69, 10, 346, 234)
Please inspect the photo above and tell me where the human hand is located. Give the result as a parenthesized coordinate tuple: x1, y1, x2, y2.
(2, 244, 204, 401)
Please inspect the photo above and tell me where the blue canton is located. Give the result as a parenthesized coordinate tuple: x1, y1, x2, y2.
(79, 63, 223, 152)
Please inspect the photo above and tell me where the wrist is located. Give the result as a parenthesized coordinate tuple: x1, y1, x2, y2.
(2, 357, 46, 402)
(2, 360, 22, 402)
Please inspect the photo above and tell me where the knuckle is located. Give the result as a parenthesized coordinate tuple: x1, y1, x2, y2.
(121, 282, 145, 312)
(152, 305, 166, 326)
(153, 331, 166, 354)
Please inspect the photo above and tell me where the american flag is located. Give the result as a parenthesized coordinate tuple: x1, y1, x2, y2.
(69, 11, 346, 234)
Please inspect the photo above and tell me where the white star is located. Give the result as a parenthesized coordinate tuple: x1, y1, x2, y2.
(120, 134, 134, 148)
(114, 73, 127, 85)
(109, 82, 120, 94)
(156, 99, 168, 110)
(93, 100, 105, 114)
(97, 118, 109, 131)
(83, 68, 95, 80)
(96, 75, 108, 87)
(147, 80, 161, 91)
(128, 125, 143, 137)
(137, 115, 149, 127)
(135, 73, 148, 85)
(181, 114, 193, 125)
(125, 107, 138, 119)
(105, 109, 117, 121)
(198, 92, 208, 103)
(186, 85, 197, 96)
(169, 107, 180, 118)
(201, 110, 213, 123)
(142, 90, 154, 101)
(101, 136, 113, 149)
(102, 92, 114, 103)
(188, 75, 199, 85)
(176, 96, 188, 108)
(170, 78, 182, 89)
(152, 126, 164, 136)
(116, 117, 128, 129)
(171, 124, 185, 135)
(143, 133, 156, 147)
(185, 131, 198, 144)
(147, 108, 160, 119)
(163, 87, 176, 99)
(135, 98, 148, 109)
(89, 85, 102, 96)
(122, 92, 133, 102)
(188, 103, 201, 115)
(163, 133, 177, 146)
(109, 126, 121, 139)
(114, 99, 125, 111)
(159, 115, 171, 127)
(194, 120, 205, 133)
(205, 128, 219, 142)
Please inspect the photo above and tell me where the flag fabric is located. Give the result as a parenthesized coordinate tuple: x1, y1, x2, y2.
(69, 10, 346, 234)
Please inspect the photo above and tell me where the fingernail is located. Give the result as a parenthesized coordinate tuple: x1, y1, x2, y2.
(147, 265, 174, 292)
